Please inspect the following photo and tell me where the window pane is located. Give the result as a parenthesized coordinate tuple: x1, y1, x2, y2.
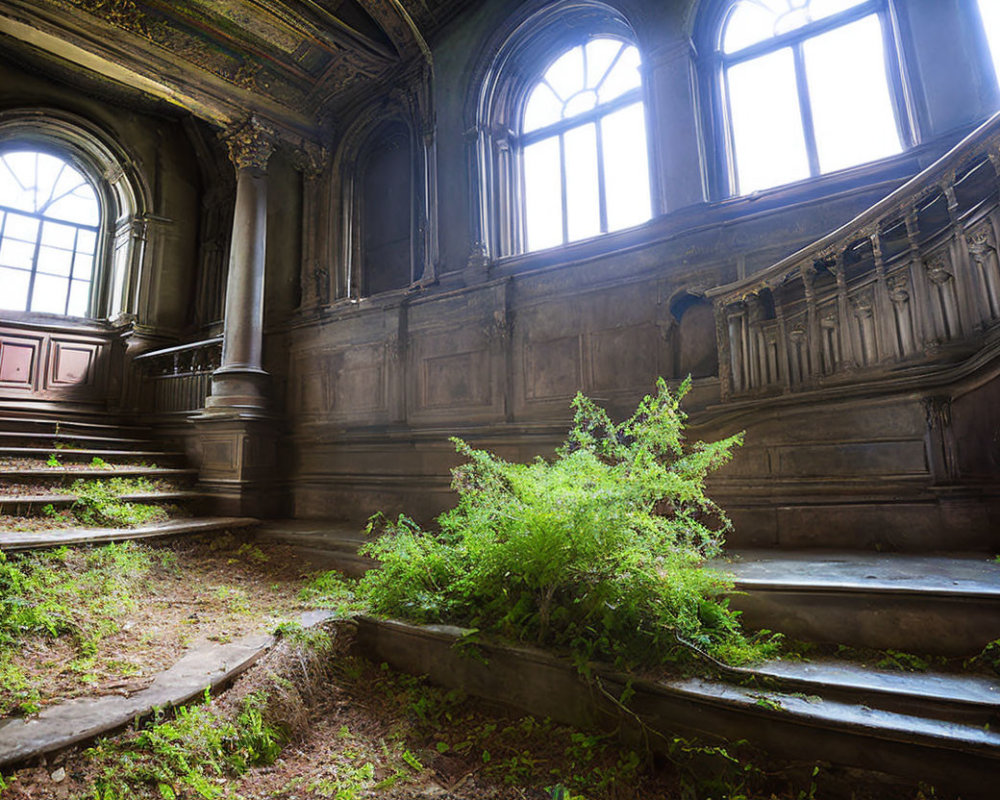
(727, 48, 811, 193)
(0, 153, 40, 212)
(0, 237, 34, 269)
(0, 267, 29, 311)
(980, 0, 1000, 84)
(37, 245, 74, 277)
(3, 213, 39, 243)
(563, 90, 598, 119)
(523, 137, 563, 251)
(723, 1, 780, 53)
(596, 45, 641, 104)
(524, 82, 562, 133)
(77, 229, 97, 255)
(68, 279, 90, 317)
(804, 14, 902, 173)
(563, 123, 600, 242)
(586, 39, 624, 89)
(30, 274, 70, 314)
(601, 103, 651, 232)
(543, 45, 585, 100)
(41, 220, 77, 249)
(46, 189, 99, 226)
(73, 253, 95, 281)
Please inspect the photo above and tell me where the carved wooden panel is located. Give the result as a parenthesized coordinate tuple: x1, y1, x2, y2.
(421, 350, 491, 409)
(328, 344, 388, 416)
(589, 323, 658, 392)
(0, 324, 111, 403)
(0, 337, 40, 390)
(524, 335, 582, 402)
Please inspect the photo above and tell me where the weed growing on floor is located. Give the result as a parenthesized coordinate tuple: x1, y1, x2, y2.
(0, 543, 152, 715)
(62, 477, 166, 527)
(298, 570, 365, 615)
(45, 452, 60, 468)
(359, 378, 776, 671)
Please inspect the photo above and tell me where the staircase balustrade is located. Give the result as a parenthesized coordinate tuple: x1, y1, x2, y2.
(709, 112, 1000, 401)
(133, 337, 222, 414)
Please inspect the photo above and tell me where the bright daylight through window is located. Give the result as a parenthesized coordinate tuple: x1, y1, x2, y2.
(0, 150, 99, 317)
(980, 0, 1000, 86)
(522, 37, 651, 252)
(720, 0, 903, 195)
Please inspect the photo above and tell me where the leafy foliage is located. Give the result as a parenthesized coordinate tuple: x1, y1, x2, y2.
(0, 543, 152, 714)
(65, 477, 167, 527)
(359, 378, 770, 668)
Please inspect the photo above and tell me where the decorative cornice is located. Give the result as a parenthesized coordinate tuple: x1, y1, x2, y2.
(221, 115, 276, 171)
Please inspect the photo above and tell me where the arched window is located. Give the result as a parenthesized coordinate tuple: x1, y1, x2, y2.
(0, 149, 100, 316)
(521, 38, 651, 251)
(711, 0, 907, 195)
(977, 0, 1000, 89)
(0, 110, 145, 322)
(471, 1, 653, 259)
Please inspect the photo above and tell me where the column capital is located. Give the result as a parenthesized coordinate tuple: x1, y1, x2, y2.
(222, 115, 276, 171)
(291, 140, 330, 178)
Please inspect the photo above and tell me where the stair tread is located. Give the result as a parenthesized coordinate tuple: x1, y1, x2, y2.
(0, 468, 196, 478)
(0, 433, 153, 446)
(663, 672, 1000, 754)
(0, 517, 257, 551)
(0, 448, 179, 459)
(0, 491, 202, 503)
(755, 658, 1000, 709)
(718, 549, 1000, 597)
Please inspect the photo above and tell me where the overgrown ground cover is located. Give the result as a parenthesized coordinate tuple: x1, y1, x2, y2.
(0, 621, 935, 800)
(359, 379, 778, 671)
(0, 535, 322, 717)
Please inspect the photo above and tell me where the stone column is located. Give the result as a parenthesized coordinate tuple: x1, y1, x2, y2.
(192, 116, 280, 518)
(205, 116, 275, 412)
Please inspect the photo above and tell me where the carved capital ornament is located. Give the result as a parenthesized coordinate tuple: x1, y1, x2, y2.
(222, 116, 276, 172)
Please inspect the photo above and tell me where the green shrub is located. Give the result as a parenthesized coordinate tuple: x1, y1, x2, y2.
(359, 378, 770, 669)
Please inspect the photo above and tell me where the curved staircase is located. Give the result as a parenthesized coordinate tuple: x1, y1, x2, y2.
(0, 413, 256, 551)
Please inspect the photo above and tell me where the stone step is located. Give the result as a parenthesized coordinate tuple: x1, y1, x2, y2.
(0, 447, 183, 465)
(253, 519, 374, 576)
(0, 491, 203, 516)
(0, 432, 155, 450)
(752, 657, 1000, 728)
(0, 516, 258, 552)
(359, 616, 1000, 798)
(0, 466, 197, 483)
(717, 550, 1000, 656)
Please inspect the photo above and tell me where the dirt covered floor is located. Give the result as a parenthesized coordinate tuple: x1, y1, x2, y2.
(0, 621, 937, 800)
(0, 535, 325, 717)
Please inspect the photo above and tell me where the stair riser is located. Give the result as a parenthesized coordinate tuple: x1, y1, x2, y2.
(0, 495, 198, 517)
(731, 589, 1000, 656)
(0, 435, 153, 450)
(0, 450, 184, 466)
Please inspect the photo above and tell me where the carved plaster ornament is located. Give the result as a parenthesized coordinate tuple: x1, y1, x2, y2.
(292, 141, 330, 178)
(820, 312, 838, 330)
(888, 276, 910, 305)
(68, 0, 150, 38)
(925, 257, 953, 286)
(788, 325, 807, 342)
(851, 290, 874, 318)
(967, 226, 996, 263)
(746, 294, 764, 323)
(487, 310, 511, 344)
(222, 116, 276, 172)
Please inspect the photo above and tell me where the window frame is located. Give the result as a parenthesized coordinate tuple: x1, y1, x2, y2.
(516, 36, 648, 248)
(470, 1, 657, 261)
(0, 146, 105, 318)
(0, 110, 146, 323)
(701, 0, 914, 198)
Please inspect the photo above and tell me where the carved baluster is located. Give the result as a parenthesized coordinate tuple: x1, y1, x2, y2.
(746, 294, 764, 389)
(903, 208, 930, 351)
(888, 276, 916, 357)
(774, 294, 791, 391)
(829, 251, 855, 370)
(725, 302, 748, 394)
(966, 224, 1000, 323)
(941, 178, 976, 337)
(801, 262, 820, 383)
(851, 289, 876, 367)
(820, 312, 839, 374)
(925, 257, 960, 344)
(870, 227, 894, 362)
(713, 300, 733, 400)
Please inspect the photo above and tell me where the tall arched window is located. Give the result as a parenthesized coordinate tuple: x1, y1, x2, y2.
(711, 0, 907, 195)
(0, 110, 145, 321)
(471, 1, 653, 259)
(977, 0, 1000, 90)
(0, 149, 100, 316)
(521, 38, 651, 251)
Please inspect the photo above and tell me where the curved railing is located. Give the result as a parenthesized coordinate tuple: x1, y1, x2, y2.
(708, 111, 1000, 400)
(133, 337, 222, 414)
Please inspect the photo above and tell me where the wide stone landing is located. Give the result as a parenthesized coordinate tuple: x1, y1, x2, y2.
(0, 517, 258, 552)
(716, 550, 1000, 655)
(356, 616, 1000, 798)
(254, 519, 374, 576)
(0, 610, 332, 770)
